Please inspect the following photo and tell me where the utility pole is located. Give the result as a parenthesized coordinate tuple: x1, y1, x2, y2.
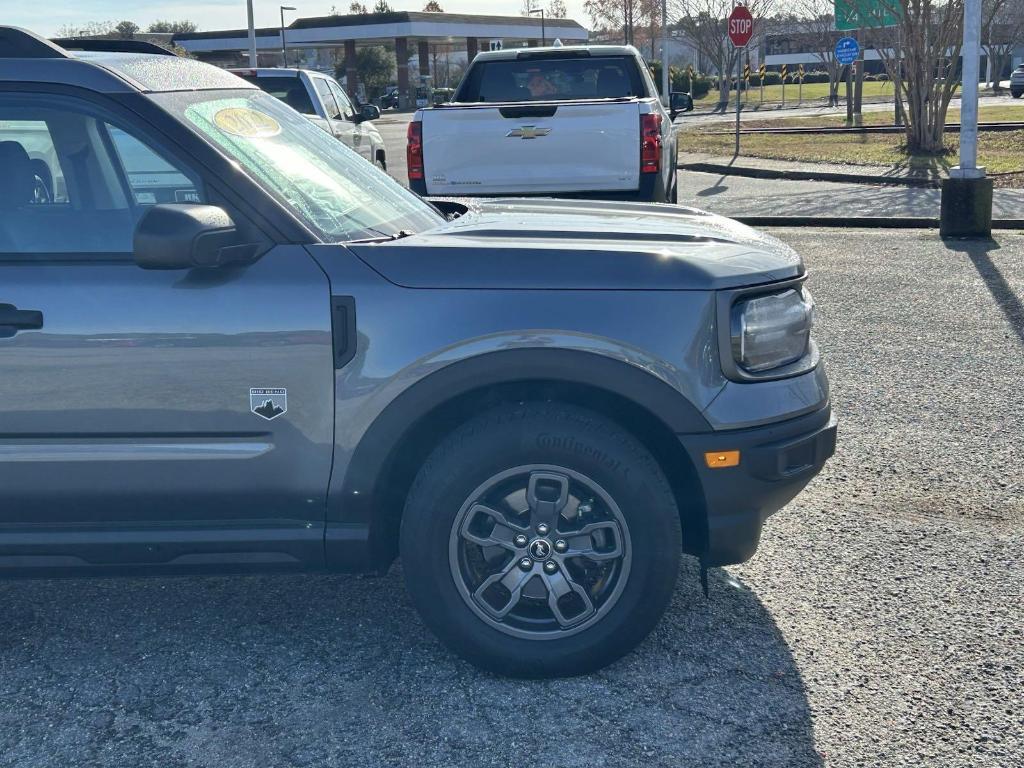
(661, 0, 669, 103)
(940, 0, 992, 237)
(247, 0, 258, 67)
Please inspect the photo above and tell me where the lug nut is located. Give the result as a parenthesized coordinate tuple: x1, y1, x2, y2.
(536, 523, 550, 536)
(577, 502, 593, 516)
(513, 534, 528, 548)
(554, 539, 568, 553)
(518, 557, 533, 571)
(543, 561, 559, 574)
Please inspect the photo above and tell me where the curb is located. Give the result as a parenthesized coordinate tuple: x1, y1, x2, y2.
(678, 161, 941, 188)
(733, 215, 1024, 229)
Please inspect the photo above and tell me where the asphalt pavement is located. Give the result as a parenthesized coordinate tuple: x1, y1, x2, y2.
(677, 170, 1024, 219)
(1, 229, 1022, 767)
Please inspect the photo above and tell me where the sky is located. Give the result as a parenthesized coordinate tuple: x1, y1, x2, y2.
(5, 0, 592, 37)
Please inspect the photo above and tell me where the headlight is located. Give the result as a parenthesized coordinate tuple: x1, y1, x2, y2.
(730, 288, 815, 373)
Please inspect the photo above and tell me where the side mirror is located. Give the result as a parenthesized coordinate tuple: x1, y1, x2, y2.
(670, 91, 694, 119)
(133, 204, 259, 270)
(358, 103, 381, 122)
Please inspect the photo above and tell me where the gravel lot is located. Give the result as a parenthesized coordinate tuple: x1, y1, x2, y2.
(1, 229, 1022, 767)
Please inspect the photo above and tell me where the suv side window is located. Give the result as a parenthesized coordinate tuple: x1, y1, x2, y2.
(0, 92, 205, 255)
(313, 78, 342, 120)
(327, 80, 355, 120)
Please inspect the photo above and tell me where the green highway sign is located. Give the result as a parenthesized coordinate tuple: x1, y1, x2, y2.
(834, 0, 902, 30)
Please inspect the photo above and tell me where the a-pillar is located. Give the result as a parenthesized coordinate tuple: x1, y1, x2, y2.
(395, 36, 410, 110)
(418, 40, 430, 86)
(466, 36, 478, 63)
(344, 40, 358, 101)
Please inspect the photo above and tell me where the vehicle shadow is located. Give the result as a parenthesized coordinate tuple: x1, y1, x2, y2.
(0, 561, 821, 767)
(944, 237, 1024, 346)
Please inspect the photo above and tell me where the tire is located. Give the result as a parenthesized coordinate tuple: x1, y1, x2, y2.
(400, 402, 682, 677)
(374, 153, 387, 172)
(1012, 91, 1023, 99)
(669, 170, 679, 205)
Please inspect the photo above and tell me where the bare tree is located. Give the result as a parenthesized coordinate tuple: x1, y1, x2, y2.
(793, 0, 844, 105)
(982, 0, 1024, 89)
(669, 0, 777, 105)
(871, 0, 964, 153)
(548, 0, 569, 17)
(584, 0, 658, 46)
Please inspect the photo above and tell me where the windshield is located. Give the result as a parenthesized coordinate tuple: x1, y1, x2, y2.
(456, 55, 646, 102)
(152, 90, 442, 242)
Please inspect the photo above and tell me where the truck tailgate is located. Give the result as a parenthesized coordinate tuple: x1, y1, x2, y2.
(421, 101, 641, 196)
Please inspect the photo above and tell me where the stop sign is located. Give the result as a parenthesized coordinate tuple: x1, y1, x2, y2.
(728, 5, 754, 48)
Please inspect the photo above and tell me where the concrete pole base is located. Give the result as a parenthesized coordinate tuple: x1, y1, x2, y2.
(940, 176, 993, 238)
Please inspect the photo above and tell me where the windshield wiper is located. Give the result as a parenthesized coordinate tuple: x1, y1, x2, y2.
(348, 229, 416, 244)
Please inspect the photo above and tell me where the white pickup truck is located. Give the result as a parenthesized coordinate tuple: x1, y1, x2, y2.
(407, 45, 680, 202)
(229, 67, 388, 169)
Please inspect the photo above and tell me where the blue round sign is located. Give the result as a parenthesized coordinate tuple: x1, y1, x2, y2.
(835, 37, 860, 66)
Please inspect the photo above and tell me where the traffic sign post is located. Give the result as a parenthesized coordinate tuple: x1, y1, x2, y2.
(798, 63, 804, 103)
(835, 37, 859, 124)
(781, 63, 787, 105)
(728, 4, 754, 156)
(758, 63, 766, 103)
(834, 36, 859, 65)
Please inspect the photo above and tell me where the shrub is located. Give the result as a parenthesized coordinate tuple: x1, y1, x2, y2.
(801, 70, 831, 84)
(670, 69, 712, 99)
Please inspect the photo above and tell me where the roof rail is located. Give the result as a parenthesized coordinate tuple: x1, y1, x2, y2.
(50, 38, 177, 57)
(0, 26, 69, 59)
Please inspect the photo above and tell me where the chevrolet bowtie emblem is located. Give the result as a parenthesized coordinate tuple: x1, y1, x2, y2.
(506, 126, 552, 139)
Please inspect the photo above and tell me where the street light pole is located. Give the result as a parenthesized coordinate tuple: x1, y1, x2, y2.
(661, 0, 669, 103)
(280, 5, 296, 66)
(528, 7, 546, 46)
(939, 0, 992, 237)
(246, 0, 257, 67)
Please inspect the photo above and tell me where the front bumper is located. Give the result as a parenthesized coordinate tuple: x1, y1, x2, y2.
(680, 405, 837, 566)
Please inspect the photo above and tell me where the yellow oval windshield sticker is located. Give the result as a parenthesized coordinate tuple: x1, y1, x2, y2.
(213, 107, 281, 138)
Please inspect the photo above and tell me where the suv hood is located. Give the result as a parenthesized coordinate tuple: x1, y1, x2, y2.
(349, 198, 803, 290)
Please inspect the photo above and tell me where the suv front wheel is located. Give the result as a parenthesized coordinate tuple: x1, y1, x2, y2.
(400, 403, 682, 677)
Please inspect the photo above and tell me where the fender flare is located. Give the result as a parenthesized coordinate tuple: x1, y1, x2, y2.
(329, 348, 711, 536)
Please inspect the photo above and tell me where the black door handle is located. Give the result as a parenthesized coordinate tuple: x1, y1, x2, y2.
(0, 303, 43, 337)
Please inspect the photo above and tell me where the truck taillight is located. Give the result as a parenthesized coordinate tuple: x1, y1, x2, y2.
(407, 120, 424, 180)
(640, 113, 662, 174)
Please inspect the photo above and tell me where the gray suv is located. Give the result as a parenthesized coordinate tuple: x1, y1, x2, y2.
(0, 28, 836, 677)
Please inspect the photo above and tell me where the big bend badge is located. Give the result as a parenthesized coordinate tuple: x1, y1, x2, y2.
(250, 388, 287, 420)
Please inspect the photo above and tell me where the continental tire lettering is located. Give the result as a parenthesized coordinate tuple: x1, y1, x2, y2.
(536, 433, 628, 478)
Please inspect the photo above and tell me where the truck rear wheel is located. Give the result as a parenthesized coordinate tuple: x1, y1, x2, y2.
(400, 403, 681, 677)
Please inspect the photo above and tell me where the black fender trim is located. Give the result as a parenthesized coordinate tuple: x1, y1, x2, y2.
(325, 348, 712, 570)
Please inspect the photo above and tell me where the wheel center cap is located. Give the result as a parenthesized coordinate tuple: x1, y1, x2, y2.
(529, 539, 552, 560)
